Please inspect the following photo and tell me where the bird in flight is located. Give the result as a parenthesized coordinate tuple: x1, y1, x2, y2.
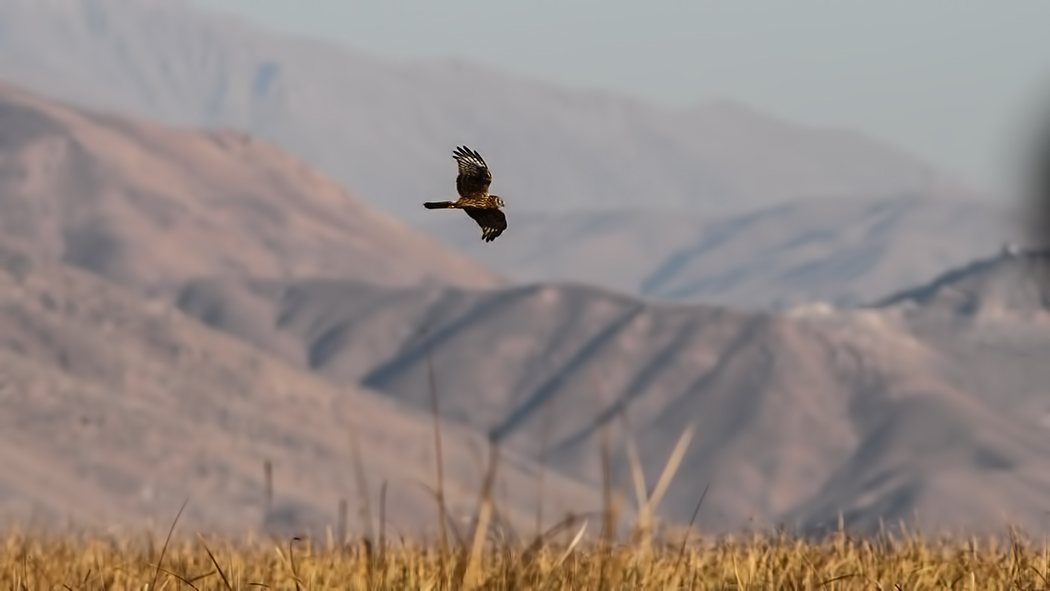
(424, 146, 507, 242)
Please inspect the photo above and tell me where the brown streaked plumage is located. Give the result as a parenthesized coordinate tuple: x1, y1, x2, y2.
(424, 145, 507, 242)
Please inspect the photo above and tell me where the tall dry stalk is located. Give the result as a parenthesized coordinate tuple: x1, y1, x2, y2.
(423, 327, 451, 570)
(535, 393, 555, 541)
(459, 438, 501, 589)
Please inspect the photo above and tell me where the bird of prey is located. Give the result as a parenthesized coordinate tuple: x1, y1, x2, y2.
(424, 145, 507, 242)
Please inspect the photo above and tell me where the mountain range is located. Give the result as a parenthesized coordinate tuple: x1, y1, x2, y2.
(0, 81, 591, 537)
(0, 236, 602, 537)
(173, 250, 1050, 536)
(0, 0, 1045, 540)
(0, 0, 981, 225)
(0, 0, 1017, 307)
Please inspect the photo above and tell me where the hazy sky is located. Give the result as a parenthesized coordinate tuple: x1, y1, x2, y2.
(197, 0, 1050, 199)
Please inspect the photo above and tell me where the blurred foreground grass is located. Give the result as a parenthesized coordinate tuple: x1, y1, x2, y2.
(2, 526, 1050, 590)
(3, 396, 1047, 589)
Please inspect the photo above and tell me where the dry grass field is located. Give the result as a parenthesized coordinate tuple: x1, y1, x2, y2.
(2, 524, 1050, 590)
(2, 360, 1049, 590)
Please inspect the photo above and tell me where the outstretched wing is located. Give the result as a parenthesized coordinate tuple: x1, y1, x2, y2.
(452, 145, 492, 198)
(463, 207, 507, 242)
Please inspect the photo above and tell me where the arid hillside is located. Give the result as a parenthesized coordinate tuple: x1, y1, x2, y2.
(0, 50, 1040, 541)
(0, 81, 502, 292)
(173, 250, 1050, 536)
(0, 239, 597, 536)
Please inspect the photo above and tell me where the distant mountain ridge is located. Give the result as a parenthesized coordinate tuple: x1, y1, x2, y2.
(874, 246, 1050, 318)
(0, 0, 982, 224)
(0, 0, 1016, 310)
(422, 195, 1015, 308)
(0, 79, 502, 292)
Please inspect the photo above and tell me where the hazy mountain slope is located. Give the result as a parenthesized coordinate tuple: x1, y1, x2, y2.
(0, 240, 597, 535)
(782, 250, 1050, 533)
(0, 80, 501, 292)
(868, 248, 1050, 425)
(636, 196, 1011, 307)
(422, 195, 1014, 308)
(0, 0, 978, 223)
(172, 256, 1050, 535)
(874, 249, 1050, 316)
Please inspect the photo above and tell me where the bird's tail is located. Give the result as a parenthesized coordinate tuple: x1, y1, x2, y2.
(423, 201, 457, 209)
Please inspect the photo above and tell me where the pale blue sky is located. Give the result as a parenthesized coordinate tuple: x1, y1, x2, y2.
(196, 0, 1050, 199)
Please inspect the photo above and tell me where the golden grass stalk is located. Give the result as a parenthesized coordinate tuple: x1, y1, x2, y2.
(459, 440, 500, 589)
(424, 331, 450, 569)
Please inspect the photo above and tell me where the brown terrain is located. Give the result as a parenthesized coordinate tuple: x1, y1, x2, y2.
(0, 80, 611, 537)
(0, 238, 604, 537)
(174, 253, 1050, 537)
(0, 75, 1047, 540)
(0, 81, 502, 293)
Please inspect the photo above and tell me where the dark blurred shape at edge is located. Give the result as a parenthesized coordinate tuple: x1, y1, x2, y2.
(1015, 96, 1050, 295)
(1022, 102, 1050, 251)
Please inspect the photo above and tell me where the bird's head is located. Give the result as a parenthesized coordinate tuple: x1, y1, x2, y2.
(493, 195, 506, 208)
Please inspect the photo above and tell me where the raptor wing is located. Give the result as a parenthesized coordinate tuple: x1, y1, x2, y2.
(463, 206, 507, 242)
(452, 145, 492, 198)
